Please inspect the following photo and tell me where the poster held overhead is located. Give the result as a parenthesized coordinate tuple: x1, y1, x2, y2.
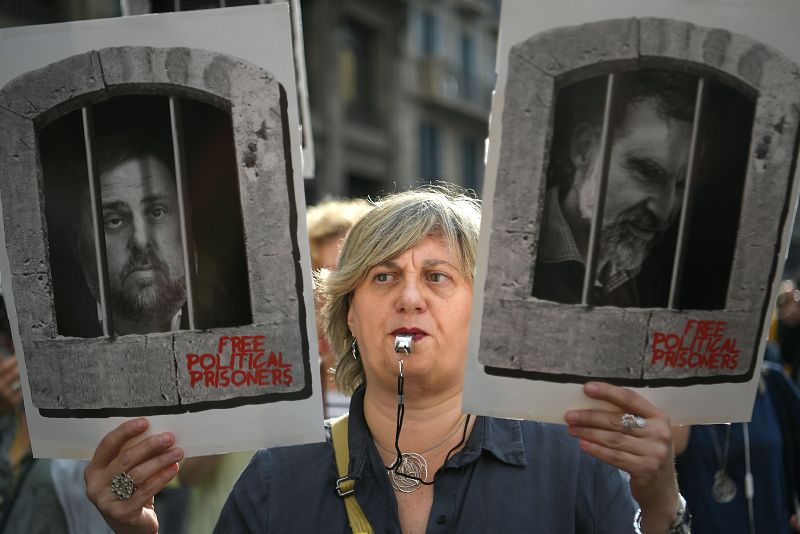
(0, 4, 323, 458)
(465, 0, 800, 425)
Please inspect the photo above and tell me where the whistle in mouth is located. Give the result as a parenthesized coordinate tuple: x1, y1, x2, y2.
(394, 334, 413, 354)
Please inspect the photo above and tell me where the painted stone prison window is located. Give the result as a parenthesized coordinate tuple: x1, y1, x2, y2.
(0, 47, 311, 417)
(477, 18, 800, 386)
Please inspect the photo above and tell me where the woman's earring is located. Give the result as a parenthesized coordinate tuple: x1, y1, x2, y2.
(351, 339, 358, 361)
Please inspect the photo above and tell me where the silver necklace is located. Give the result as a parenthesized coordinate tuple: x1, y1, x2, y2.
(374, 416, 467, 493)
(708, 424, 737, 504)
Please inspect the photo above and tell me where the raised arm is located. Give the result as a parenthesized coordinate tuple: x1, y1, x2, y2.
(84, 418, 184, 534)
(565, 382, 685, 534)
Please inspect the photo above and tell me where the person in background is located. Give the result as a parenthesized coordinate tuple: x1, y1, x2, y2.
(0, 290, 112, 534)
(775, 278, 800, 382)
(166, 451, 255, 534)
(307, 197, 372, 418)
(0, 294, 67, 533)
(307, 198, 373, 273)
(673, 344, 800, 533)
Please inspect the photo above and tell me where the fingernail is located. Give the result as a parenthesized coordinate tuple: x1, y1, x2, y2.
(564, 411, 579, 424)
(133, 418, 147, 430)
(171, 448, 184, 461)
(584, 382, 600, 395)
(159, 433, 174, 446)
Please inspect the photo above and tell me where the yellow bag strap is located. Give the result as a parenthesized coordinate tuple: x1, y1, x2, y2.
(331, 414, 374, 534)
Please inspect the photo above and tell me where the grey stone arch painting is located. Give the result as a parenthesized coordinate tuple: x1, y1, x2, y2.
(0, 46, 312, 417)
(479, 18, 800, 385)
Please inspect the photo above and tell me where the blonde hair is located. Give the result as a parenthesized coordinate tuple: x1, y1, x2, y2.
(307, 198, 372, 270)
(319, 185, 481, 394)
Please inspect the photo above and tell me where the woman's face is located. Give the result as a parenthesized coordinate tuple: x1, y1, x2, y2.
(347, 235, 473, 394)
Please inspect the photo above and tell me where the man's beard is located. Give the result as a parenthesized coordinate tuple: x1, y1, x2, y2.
(599, 204, 662, 272)
(578, 179, 663, 273)
(109, 246, 186, 325)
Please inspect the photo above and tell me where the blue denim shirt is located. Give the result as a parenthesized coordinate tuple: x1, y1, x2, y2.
(215, 386, 637, 533)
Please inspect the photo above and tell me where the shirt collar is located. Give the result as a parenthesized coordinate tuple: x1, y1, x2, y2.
(453, 415, 527, 468)
(344, 384, 373, 479)
(344, 386, 528, 476)
(538, 186, 583, 265)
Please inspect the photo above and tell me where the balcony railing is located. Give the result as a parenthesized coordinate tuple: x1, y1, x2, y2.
(414, 56, 492, 112)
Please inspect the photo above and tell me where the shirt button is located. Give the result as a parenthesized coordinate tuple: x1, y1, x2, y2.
(437, 515, 447, 524)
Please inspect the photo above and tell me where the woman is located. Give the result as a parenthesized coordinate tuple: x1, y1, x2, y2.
(85, 187, 686, 533)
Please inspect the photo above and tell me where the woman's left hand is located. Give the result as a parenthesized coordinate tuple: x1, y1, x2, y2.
(565, 382, 679, 534)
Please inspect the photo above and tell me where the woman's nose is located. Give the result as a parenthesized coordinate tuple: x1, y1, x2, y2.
(395, 277, 426, 313)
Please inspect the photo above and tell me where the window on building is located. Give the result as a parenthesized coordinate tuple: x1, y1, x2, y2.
(0, 0, 61, 24)
(339, 18, 377, 124)
(420, 10, 439, 56)
(149, 0, 260, 12)
(225, 0, 262, 6)
(419, 120, 441, 179)
(461, 137, 483, 194)
(174, 0, 220, 10)
(459, 32, 476, 102)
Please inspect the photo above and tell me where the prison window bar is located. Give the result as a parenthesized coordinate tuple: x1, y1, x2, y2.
(81, 107, 115, 336)
(581, 73, 617, 306)
(169, 97, 198, 330)
(667, 77, 707, 310)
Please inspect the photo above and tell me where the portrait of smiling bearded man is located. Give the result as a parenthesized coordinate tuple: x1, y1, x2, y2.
(75, 135, 188, 336)
(533, 69, 697, 307)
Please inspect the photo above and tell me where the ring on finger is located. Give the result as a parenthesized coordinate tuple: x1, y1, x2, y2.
(110, 472, 137, 500)
(621, 413, 646, 433)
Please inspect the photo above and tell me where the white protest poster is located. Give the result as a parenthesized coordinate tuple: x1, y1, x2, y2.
(464, 0, 800, 424)
(0, 4, 324, 458)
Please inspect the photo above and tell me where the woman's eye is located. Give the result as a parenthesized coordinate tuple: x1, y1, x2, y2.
(427, 272, 448, 283)
(375, 273, 392, 282)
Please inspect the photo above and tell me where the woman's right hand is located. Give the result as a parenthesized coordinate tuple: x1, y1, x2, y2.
(84, 418, 184, 534)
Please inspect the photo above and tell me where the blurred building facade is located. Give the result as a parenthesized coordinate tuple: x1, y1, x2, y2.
(0, 0, 119, 26)
(301, 0, 498, 201)
(0, 0, 499, 201)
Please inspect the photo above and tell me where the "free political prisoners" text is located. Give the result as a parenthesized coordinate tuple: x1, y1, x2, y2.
(186, 335, 293, 388)
(650, 320, 740, 370)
